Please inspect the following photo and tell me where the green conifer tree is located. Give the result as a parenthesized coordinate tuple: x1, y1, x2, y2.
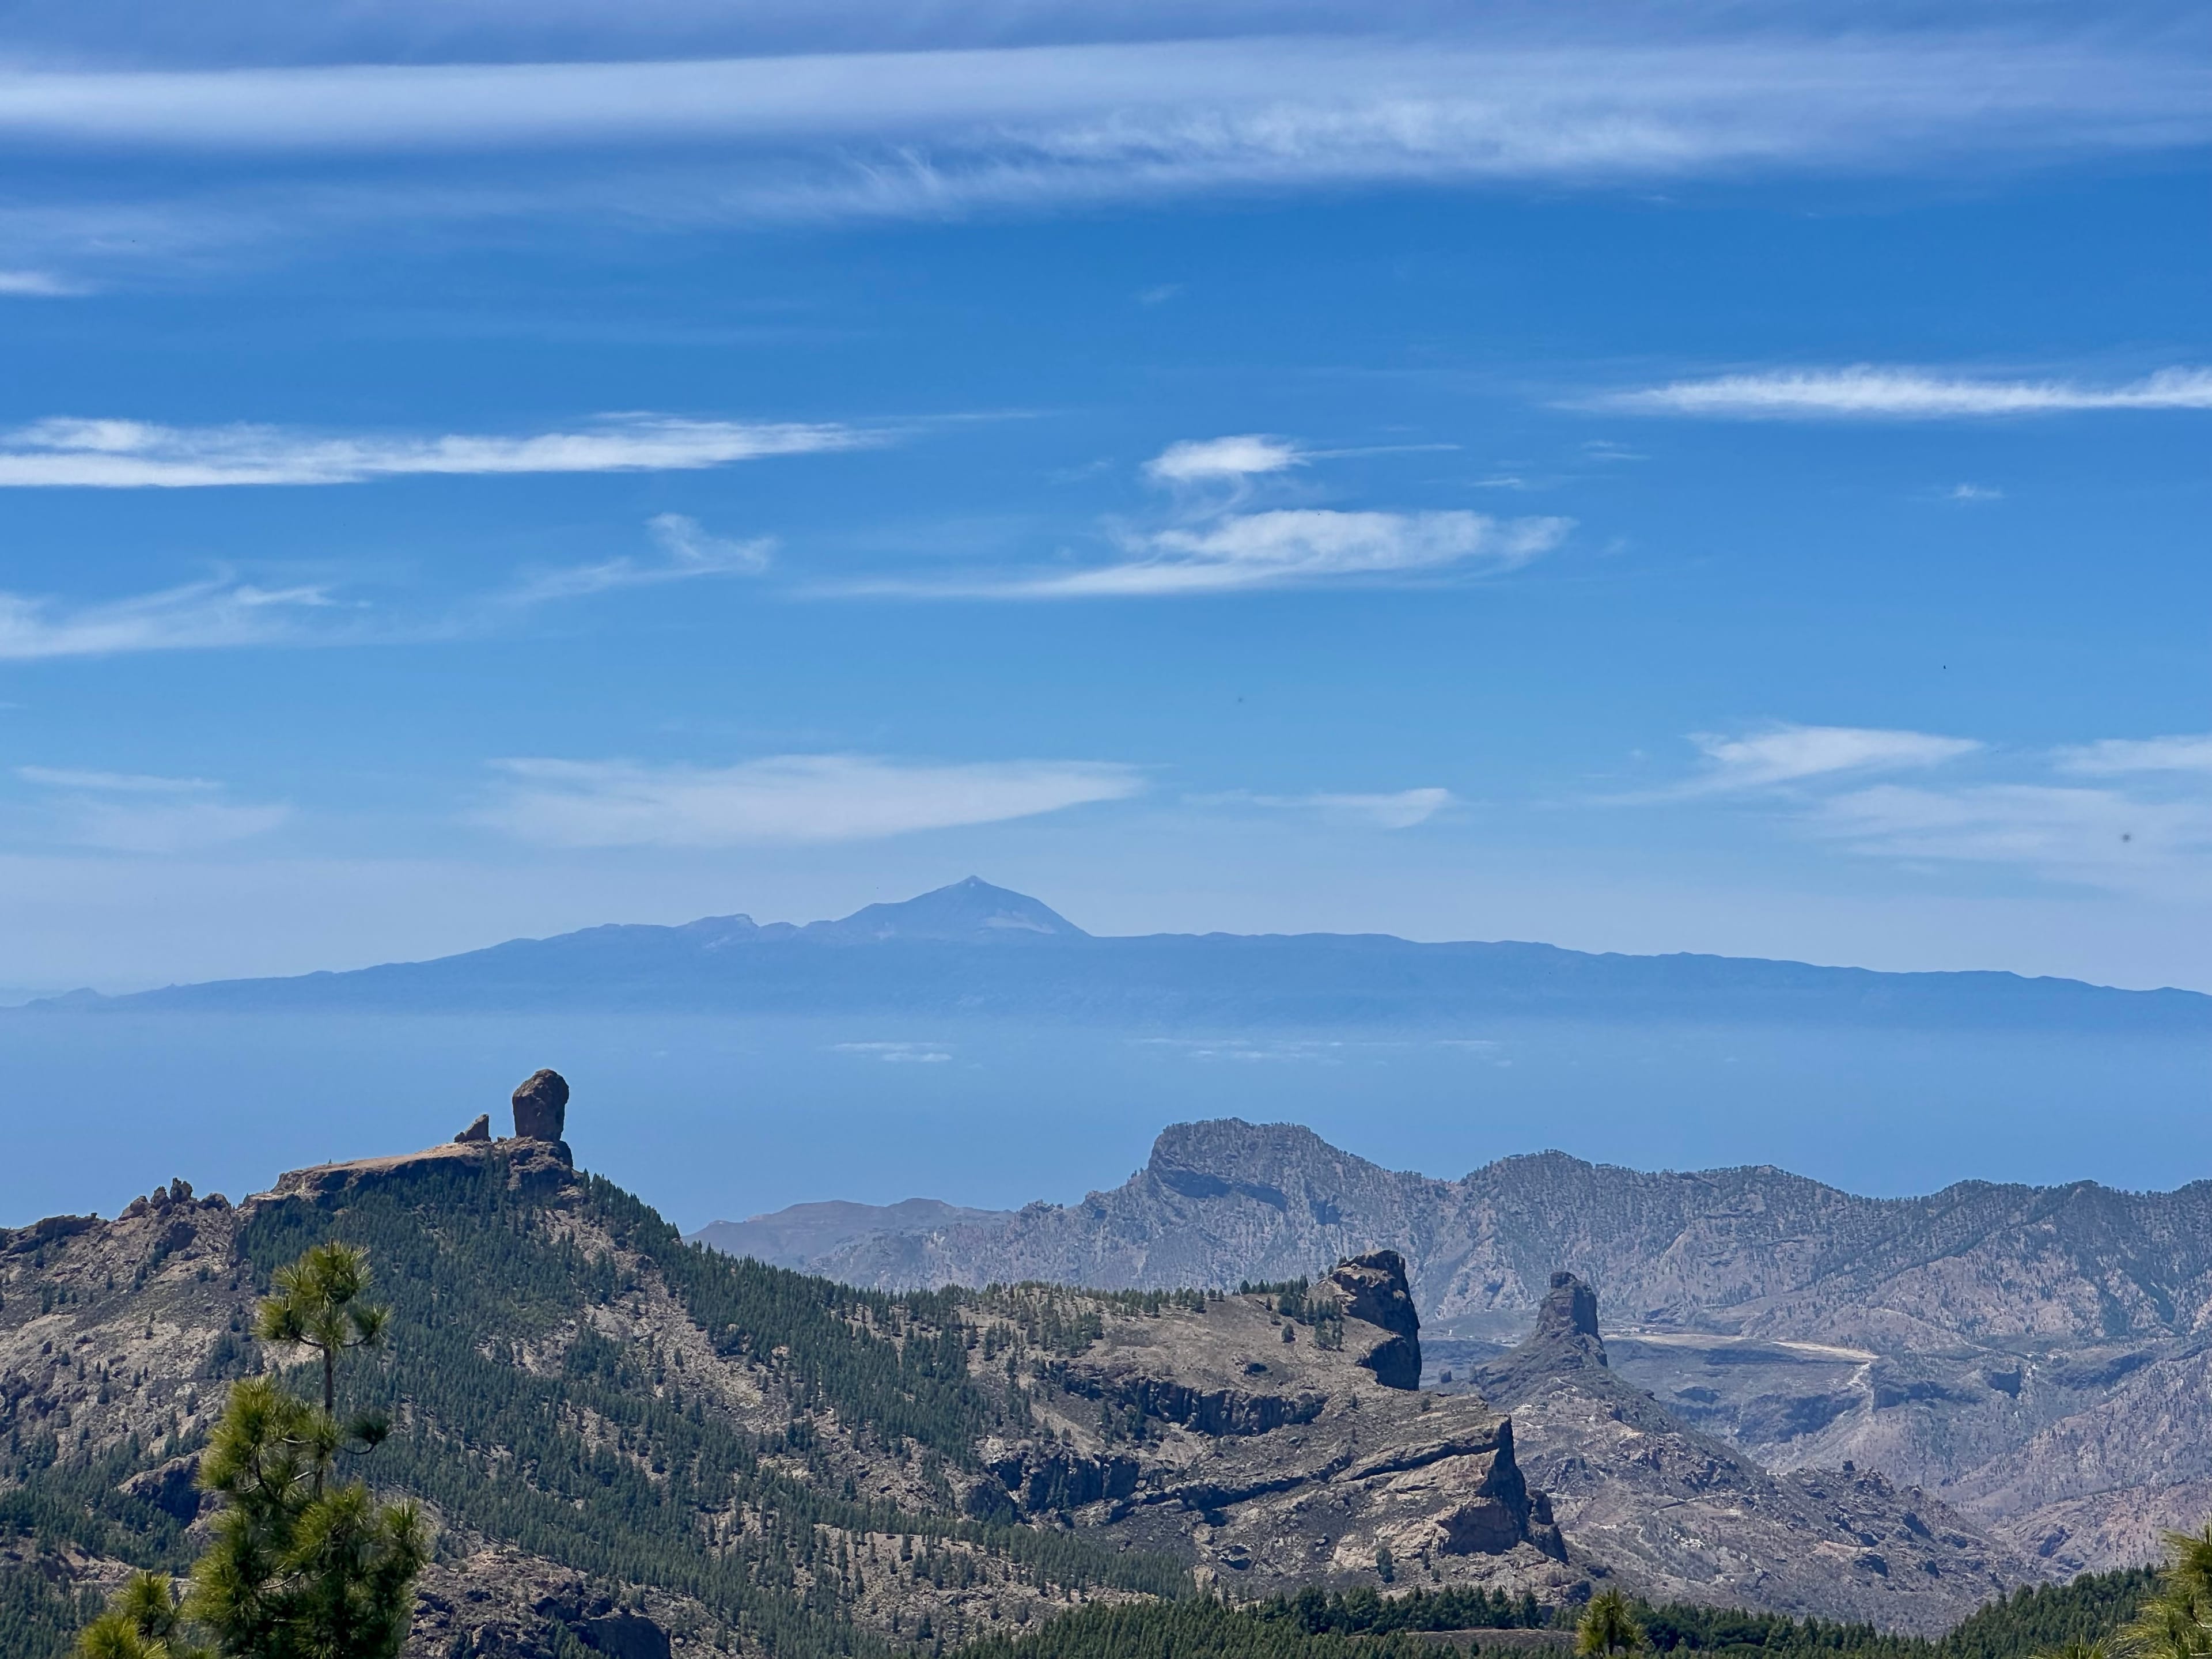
(78, 1242, 426, 1659)
(73, 1573, 210, 1659)
(2120, 1528, 2212, 1659)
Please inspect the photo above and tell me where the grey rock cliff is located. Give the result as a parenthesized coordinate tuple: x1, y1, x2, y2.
(972, 1259, 1567, 1599)
(723, 1117, 2212, 1570)
(1317, 1250, 1422, 1390)
(1461, 1275, 2033, 1634)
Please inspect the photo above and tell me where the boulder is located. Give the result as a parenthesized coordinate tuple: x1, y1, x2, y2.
(122, 1453, 204, 1522)
(580, 1611, 672, 1659)
(455, 1113, 491, 1144)
(512, 1070, 569, 1142)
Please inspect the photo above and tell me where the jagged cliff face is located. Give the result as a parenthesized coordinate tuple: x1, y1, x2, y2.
(794, 1120, 2212, 1350)
(734, 1119, 2212, 1571)
(1459, 1277, 2030, 1635)
(972, 1253, 1567, 1602)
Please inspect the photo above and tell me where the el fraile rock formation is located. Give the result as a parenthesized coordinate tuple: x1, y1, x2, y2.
(1453, 1274, 2022, 1629)
(703, 1116, 2212, 1578)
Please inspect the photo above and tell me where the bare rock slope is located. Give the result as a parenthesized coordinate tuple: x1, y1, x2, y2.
(715, 1118, 2212, 1571)
(1457, 1274, 2031, 1634)
(973, 1253, 1570, 1602)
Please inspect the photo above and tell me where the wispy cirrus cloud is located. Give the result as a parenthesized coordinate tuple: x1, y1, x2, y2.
(0, 414, 870, 488)
(0, 270, 83, 296)
(1683, 724, 1982, 793)
(474, 753, 1142, 847)
(1, 32, 2206, 176)
(1599, 366, 2212, 420)
(2058, 734, 2212, 776)
(844, 431, 1571, 600)
(0, 575, 332, 660)
(1638, 721, 2212, 897)
(1202, 786, 1455, 829)
(0, 24, 2203, 271)
(1144, 435, 1302, 485)
(507, 513, 774, 604)
(1816, 783, 2212, 895)
(995, 509, 1568, 599)
(14, 764, 289, 852)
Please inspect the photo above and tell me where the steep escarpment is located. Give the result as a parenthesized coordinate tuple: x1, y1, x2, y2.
(967, 1253, 1567, 1602)
(712, 1119, 2212, 1568)
(1456, 1275, 2033, 1635)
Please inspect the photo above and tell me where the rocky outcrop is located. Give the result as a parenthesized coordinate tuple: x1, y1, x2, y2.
(973, 1260, 1568, 1600)
(1317, 1250, 1422, 1390)
(1459, 1275, 2033, 1633)
(512, 1069, 569, 1142)
(725, 1118, 2212, 1570)
(456, 1113, 491, 1143)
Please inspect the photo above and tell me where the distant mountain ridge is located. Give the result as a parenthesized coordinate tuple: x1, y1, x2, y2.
(695, 1117, 2212, 1575)
(30, 877, 2212, 1031)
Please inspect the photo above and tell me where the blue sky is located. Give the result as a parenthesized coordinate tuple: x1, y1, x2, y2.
(2, 1, 2210, 994)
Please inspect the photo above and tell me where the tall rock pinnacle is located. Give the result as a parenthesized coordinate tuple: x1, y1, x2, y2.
(512, 1069, 569, 1142)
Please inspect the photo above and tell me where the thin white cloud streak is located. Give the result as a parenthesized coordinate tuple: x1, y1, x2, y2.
(1601, 366, 2212, 419)
(508, 513, 774, 604)
(0, 415, 869, 488)
(1685, 724, 1982, 792)
(0, 33, 2201, 194)
(1145, 435, 1302, 484)
(15, 765, 289, 851)
(1305, 787, 1453, 828)
(903, 509, 1569, 599)
(0, 270, 82, 296)
(475, 754, 1142, 847)
(0, 577, 330, 661)
(62, 799, 292, 853)
(17, 766, 217, 794)
(2059, 734, 2212, 776)
(1225, 786, 1453, 828)
(1817, 783, 2212, 896)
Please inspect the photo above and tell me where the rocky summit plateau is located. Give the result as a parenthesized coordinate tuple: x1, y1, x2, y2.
(698, 1116, 2212, 1581)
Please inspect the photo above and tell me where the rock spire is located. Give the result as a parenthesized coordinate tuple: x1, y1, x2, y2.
(512, 1069, 569, 1142)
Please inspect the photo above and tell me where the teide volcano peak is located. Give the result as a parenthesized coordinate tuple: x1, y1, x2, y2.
(33, 877, 2212, 1033)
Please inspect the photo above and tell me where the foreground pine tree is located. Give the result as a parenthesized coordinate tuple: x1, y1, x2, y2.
(75, 1243, 426, 1659)
(2120, 1528, 2212, 1659)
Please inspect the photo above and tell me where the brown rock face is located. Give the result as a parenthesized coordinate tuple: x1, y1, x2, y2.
(454, 1114, 491, 1144)
(512, 1069, 569, 1142)
(1320, 1249, 1422, 1389)
(976, 1281, 1566, 1597)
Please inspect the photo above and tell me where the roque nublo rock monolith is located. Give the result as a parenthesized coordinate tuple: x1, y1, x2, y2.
(512, 1069, 569, 1142)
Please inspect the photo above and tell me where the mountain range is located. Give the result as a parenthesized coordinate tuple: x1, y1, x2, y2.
(695, 1117, 2212, 1578)
(0, 1101, 2060, 1654)
(33, 877, 2212, 1032)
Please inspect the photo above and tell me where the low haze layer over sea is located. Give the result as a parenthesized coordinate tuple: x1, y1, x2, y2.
(7, 1009, 2206, 1230)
